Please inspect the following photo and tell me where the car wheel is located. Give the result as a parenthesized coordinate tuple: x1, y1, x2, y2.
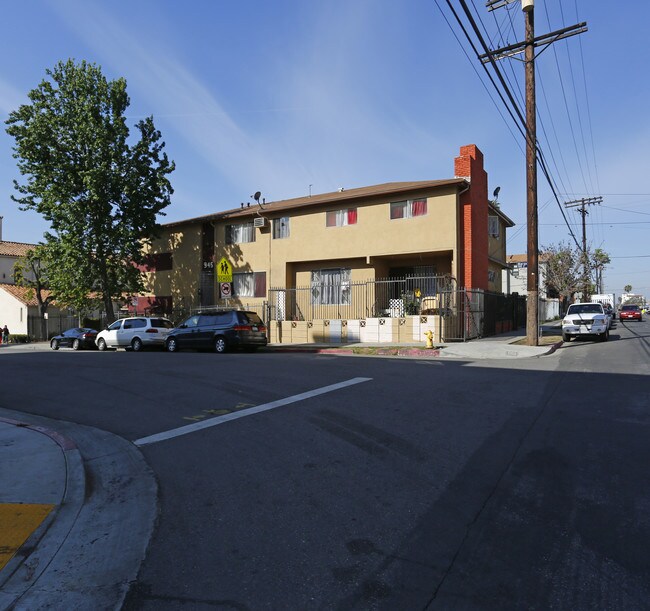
(97, 338, 107, 351)
(562, 332, 571, 342)
(600, 330, 609, 342)
(132, 337, 143, 352)
(72, 338, 81, 351)
(166, 337, 178, 352)
(50, 338, 59, 350)
(214, 336, 228, 353)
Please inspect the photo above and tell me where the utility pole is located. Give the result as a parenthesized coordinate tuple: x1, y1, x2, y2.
(564, 196, 602, 300)
(484, 0, 587, 346)
(524, 0, 538, 347)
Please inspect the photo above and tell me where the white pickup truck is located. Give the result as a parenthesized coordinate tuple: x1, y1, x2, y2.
(562, 302, 610, 342)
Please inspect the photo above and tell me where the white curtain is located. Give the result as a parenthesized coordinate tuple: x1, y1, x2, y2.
(311, 269, 351, 305)
(229, 222, 255, 244)
(233, 272, 254, 297)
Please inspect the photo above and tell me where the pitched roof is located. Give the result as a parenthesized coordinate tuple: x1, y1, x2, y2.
(0, 241, 37, 257)
(162, 179, 468, 229)
(488, 203, 515, 227)
(507, 253, 549, 264)
(0, 283, 53, 306)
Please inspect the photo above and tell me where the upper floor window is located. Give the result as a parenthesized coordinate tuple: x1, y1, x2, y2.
(488, 216, 500, 237)
(136, 252, 173, 272)
(273, 217, 290, 239)
(226, 222, 255, 244)
(390, 199, 427, 219)
(326, 208, 357, 227)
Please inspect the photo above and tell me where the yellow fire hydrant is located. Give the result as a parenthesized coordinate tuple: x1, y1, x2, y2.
(424, 329, 434, 349)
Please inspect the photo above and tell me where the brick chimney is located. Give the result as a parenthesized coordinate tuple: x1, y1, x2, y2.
(454, 145, 488, 290)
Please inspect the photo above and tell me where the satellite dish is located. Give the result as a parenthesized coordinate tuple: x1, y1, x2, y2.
(253, 191, 262, 203)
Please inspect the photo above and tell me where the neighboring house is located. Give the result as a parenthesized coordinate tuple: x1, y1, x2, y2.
(0, 240, 37, 285)
(502, 253, 560, 320)
(141, 144, 516, 342)
(0, 283, 65, 338)
(502, 254, 549, 297)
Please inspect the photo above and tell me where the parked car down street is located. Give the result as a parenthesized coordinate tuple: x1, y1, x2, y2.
(50, 328, 99, 351)
(96, 317, 174, 351)
(165, 310, 268, 353)
(618, 304, 643, 322)
(562, 302, 610, 342)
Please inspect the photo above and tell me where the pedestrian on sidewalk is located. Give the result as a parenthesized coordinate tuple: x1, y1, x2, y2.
(2, 325, 9, 345)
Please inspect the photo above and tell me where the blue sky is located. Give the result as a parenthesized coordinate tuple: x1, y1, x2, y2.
(1, 0, 648, 300)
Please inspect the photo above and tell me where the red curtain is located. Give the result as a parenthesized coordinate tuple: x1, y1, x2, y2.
(255, 272, 267, 297)
(347, 208, 357, 224)
(412, 199, 427, 216)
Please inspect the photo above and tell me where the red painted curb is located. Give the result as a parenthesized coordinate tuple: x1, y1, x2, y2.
(0, 417, 77, 451)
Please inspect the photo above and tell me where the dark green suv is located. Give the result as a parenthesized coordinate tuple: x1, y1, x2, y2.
(165, 310, 267, 353)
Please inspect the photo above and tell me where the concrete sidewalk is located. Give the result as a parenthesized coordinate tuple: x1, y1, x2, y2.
(262, 324, 563, 360)
(0, 411, 157, 610)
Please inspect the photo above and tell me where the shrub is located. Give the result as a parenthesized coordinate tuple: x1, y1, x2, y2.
(7, 334, 31, 344)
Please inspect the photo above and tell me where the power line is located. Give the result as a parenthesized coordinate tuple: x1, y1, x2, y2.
(439, 0, 582, 250)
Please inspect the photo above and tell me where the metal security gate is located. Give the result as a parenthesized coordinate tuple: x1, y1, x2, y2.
(438, 288, 484, 342)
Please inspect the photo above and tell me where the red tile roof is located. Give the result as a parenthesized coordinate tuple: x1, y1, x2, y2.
(0, 283, 53, 306)
(0, 241, 37, 257)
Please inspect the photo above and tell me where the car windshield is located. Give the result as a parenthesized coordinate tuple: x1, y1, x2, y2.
(621, 305, 639, 311)
(568, 304, 602, 314)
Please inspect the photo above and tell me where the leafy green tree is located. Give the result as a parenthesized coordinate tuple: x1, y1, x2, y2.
(13, 245, 55, 339)
(5, 59, 175, 323)
(624, 284, 632, 293)
(542, 242, 583, 311)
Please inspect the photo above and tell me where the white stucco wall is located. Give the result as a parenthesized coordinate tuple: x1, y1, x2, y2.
(0, 288, 29, 336)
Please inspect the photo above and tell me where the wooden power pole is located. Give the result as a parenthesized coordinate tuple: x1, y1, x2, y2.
(564, 196, 603, 300)
(524, 1, 538, 347)
(484, 0, 587, 345)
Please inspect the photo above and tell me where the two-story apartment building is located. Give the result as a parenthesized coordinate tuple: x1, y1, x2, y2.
(140, 144, 514, 342)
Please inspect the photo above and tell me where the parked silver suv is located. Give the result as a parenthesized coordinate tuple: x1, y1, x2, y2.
(96, 317, 174, 351)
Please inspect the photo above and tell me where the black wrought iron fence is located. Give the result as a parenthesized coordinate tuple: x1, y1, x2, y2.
(269, 275, 455, 322)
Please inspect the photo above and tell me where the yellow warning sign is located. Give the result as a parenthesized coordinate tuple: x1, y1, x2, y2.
(216, 257, 233, 283)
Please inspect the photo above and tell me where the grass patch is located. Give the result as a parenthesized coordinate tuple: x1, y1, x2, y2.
(511, 334, 562, 346)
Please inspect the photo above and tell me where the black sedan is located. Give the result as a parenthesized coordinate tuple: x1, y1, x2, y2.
(50, 327, 99, 351)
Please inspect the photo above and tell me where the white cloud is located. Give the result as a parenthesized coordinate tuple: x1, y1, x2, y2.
(48, 0, 285, 199)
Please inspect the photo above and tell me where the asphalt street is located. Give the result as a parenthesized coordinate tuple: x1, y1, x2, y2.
(1, 317, 649, 610)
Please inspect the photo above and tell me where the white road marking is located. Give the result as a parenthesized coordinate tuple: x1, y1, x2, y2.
(134, 377, 373, 447)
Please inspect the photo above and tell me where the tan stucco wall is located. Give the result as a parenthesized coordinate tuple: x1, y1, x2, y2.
(143, 224, 202, 303)
(142, 187, 464, 314)
(215, 189, 460, 289)
(487, 214, 508, 293)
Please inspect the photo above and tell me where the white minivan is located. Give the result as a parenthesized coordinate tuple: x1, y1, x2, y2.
(96, 317, 174, 351)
